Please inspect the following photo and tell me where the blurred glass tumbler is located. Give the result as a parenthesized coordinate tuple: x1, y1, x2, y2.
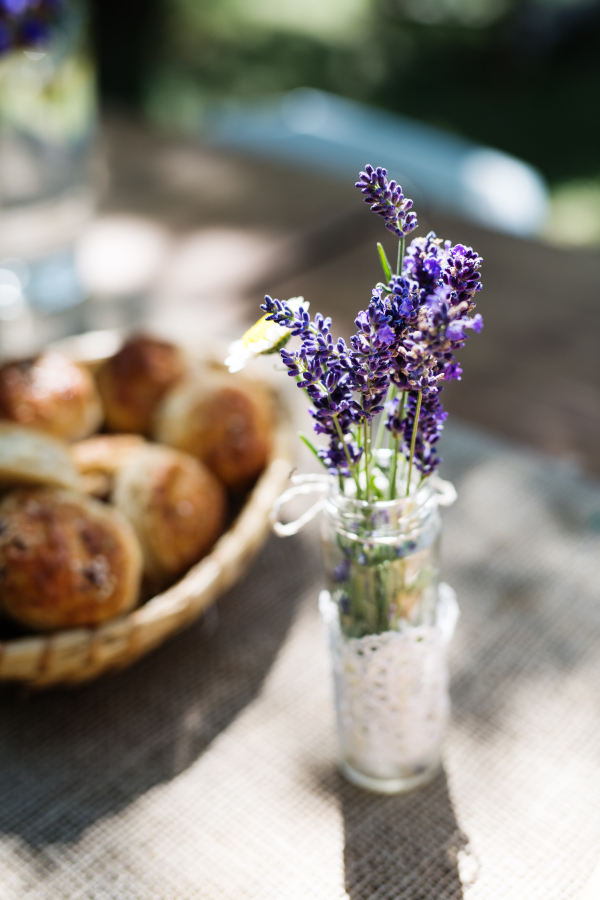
(0, 0, 96, 319)
(272, 474, 458, 794)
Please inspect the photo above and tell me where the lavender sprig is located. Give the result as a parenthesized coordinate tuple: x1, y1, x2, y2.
(252, 166, 484, 496)
(355, 165, 418, 238)
(442, 243, 483, 309)
(402, 231, 449, 299)
(347, 289, 395, 422)
(263, 296, 363, 485)
(395, 285, 483, 394)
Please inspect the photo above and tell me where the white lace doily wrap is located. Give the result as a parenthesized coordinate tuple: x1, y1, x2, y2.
(320, 584, 459, 781)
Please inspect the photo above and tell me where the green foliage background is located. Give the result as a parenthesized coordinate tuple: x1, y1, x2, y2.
(144, 0, 600, 187)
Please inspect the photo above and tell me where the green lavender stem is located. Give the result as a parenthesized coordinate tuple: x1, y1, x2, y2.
(396, 236, 405, 276)
(389, 435, 399, 501)
(364, 420, 372, 502)
(333, 415, 361, 498)
(388, 390, 405, 500)
(406, 390, 422, 497)
(375, 382, 396, 451)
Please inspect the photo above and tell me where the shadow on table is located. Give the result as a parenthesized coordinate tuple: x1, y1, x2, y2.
(0, 534, 313, 847)
(339, 769, 467, 900)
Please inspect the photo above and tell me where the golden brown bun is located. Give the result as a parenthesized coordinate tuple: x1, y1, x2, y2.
(71, 434, 147, 498)
(96, 335, 186, 434)
(153, 370, 274, 491)
(0, 352, 102, 442)
(112, 444, 226, 585)
(0, 488, 142, 631)
(0, 422, 79, 490)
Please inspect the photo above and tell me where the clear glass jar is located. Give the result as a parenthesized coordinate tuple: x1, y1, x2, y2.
(322, 481, 442, 638)
(319, 479, 457, 793)
(271, 470, 458, 794)
(0, 0, 96, 334)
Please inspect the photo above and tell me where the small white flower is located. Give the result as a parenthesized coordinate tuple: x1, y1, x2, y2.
(225, 297, 307, 373)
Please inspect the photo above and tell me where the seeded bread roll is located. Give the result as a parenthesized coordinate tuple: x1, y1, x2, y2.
(0, 488, 142, 631)
(153, 370, 274, 491)
(0, 422, 79, 490)
(0, 352, 102, 441)
(71, 434, 147, 498)
(112, 444, 226, 586)
(96, 335, 186, 434)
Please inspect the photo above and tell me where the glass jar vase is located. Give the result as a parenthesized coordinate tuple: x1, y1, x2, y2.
(0, 0, 96, 335)
(271, 472, 458, 794)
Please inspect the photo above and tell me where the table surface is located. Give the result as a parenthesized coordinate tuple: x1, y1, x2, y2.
(1, 421, 600, 899)
(1, 117, 600, 900)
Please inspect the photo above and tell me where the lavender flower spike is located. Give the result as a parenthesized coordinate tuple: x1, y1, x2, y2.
(356, 165, 418, 238)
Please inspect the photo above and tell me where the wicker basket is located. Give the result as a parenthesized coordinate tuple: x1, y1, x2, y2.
(0, 332, 294, 688)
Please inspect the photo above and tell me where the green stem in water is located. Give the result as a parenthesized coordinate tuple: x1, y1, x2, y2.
(406, 390, 422, 498)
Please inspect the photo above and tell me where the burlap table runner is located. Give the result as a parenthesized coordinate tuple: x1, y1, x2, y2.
(1, 421, 600, 899)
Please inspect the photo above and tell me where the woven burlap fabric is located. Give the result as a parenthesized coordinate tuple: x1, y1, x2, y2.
(1, 421, 600, 899)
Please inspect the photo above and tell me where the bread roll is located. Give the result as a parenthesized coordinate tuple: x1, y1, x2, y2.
(71, 434, 146, 498)
(112, 444, 226, 585)
(96, 335, 186, 434)
(0, 488, 142, 630)
(0, 422, 79, 490)
(0, 352, 102, 441)
(153, 370, 273, 491)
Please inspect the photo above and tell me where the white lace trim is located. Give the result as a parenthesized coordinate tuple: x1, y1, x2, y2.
(320, 584, 458, 781)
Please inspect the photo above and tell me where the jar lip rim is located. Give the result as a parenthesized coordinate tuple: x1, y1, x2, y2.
(326, 476, 435, 514)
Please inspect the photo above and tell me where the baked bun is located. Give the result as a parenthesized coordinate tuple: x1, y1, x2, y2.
(113, 444, 226, 586)
(0, 488, 142, 631)
(71, 434, 147, 498)
(153, 370, 273, 491)
(96, 335, 186, 434)
(0, 422, 79, 490)
(0, 352, 102, 441)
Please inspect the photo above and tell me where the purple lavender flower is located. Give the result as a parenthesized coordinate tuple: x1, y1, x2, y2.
(1, 0, 29, 14)
(444, 362, 463, 382)
(392, 284, 483, 399)
(386, 275, 420, 327)
(347, 288, 395, 421)
(355, 165, 418, 238)
(0, 0, 63, 53)
(333, 559, 351, 583)
(263, 294, 362, 477)
(442, 243, 483, 310)
(402, 231, 449, 298)
(393, 327, 439, 396)
(257, 167, 484, 488)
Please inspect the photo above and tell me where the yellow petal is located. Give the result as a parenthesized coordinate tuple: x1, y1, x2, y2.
(242, 314, 286, 349)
